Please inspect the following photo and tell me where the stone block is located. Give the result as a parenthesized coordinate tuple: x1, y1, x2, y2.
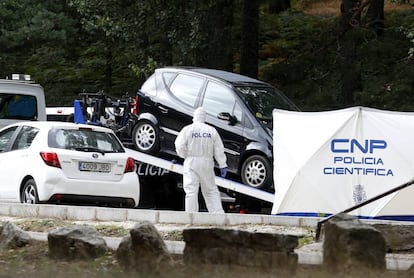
(183, 227, 298, 271)
(323, 213, 386, 273)
(373, 223, 414, 253)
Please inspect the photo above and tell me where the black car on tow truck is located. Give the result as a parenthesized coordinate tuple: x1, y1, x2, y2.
(129, 67, 299, 191)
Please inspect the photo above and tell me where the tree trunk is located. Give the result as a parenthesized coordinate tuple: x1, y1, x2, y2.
(158, 0, 173, 66)
(340, 30, 362, 106)
(206, 0, 234, 71)
(240, 0, 259, 78)
(104, 43, 113, 93)
(366, 0, 384, 35)
(269, 0, 291, 14)
(339, 0, 363, 106)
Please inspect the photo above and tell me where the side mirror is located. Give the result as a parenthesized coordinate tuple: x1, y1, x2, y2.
(218, 112, 238, 125)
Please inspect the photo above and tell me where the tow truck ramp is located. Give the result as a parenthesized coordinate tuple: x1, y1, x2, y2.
(125, 148, 274, 203)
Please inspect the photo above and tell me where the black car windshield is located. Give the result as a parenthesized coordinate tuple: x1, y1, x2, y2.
(235, 85, 298, 126)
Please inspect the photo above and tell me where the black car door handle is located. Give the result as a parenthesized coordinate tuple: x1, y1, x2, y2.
(157, 105, 168, 114)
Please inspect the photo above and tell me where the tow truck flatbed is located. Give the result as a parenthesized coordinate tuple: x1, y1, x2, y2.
(125, 148, 274, 203)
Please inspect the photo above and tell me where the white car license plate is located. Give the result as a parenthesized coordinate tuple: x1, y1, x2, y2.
(79, 162, 111, 173)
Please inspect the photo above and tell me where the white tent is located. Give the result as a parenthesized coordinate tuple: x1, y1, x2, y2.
(272, 106, 414, 220)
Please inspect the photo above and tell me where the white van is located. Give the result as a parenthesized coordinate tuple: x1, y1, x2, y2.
(0, 75, 46, 129)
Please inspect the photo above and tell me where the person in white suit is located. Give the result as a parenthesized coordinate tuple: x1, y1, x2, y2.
(174, 107, 227, 213)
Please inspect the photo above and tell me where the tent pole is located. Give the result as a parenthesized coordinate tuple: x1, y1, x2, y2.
(315, 179, 414, 241)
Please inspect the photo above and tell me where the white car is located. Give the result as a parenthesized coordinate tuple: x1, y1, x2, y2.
(0, 121, 140, 208)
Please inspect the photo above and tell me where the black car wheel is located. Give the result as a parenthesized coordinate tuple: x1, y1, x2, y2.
(21, 179, 39, 204)
(132, 120, 160, 153)
(241, 155, 272, 189)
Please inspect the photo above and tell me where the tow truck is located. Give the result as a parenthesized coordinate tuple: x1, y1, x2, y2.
(126, 147, 274, 213)
(0, 74, 46, 129)
(48, 92, 274, 213)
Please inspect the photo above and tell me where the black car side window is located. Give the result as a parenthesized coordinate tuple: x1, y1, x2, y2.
(0, 126, 18, 152)
(169, 74, 204, 107)
(202, 81, 241, 123)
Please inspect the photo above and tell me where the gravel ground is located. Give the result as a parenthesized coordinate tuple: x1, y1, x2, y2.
(2, 215, 414, 274)
(0, 215, 315, 243)
(87, 220, 313, 242)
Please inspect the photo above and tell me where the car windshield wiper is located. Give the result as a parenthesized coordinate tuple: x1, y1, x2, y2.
(74, 147, 106, 155)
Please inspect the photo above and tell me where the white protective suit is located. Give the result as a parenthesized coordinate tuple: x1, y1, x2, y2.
(174, 107, 227, 213)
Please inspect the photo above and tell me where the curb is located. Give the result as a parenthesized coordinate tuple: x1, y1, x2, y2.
(3, 203, 414, 271)
(27, 231, 185, 254)
(0, 203, 321, 227)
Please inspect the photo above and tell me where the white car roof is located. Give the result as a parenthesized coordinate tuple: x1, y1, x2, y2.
(0, 121, 115, 134)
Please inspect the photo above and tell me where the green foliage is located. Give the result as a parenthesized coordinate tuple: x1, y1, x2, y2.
(129, 57, 158, 79)
(259, 8, 414, 112)
(298, 234, 315, 247)
(355, 11, 414, 111)
(0, 1, 77, 77)
(1, 0, 413, 110)
(260, 10, 341, 111)
(394, 11, 414, 58)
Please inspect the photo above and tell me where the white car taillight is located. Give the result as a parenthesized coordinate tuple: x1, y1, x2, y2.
(124, 157, 136, 173)
(40, 152, 62, 168)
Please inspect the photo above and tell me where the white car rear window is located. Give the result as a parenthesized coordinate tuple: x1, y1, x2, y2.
(48, 128, 124, 153)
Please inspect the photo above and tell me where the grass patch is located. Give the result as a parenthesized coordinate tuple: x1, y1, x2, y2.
(15, 219, 74, 233)
(95, 225, 129, 237)
(11, 218, 184, 240)
(161, 230, 183, 241)
(13, 219, 130, 237)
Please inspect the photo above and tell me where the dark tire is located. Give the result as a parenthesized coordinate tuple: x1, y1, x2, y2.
(241, 155, 272, 189)
(132, 120, 160, 153)
(21, 179, 39, 204)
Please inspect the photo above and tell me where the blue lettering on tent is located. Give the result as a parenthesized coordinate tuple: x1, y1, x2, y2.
(333, 156, 384, 165)
(331, 139, 387, 154)
(326, 138, 392, 176)
(323, 167, 393, 176)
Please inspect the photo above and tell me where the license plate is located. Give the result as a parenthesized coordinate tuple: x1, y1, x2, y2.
(79, 162, 111, 173)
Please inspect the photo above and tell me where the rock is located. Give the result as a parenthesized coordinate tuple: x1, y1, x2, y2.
(117, 234, 134, 267)
(372, 223, 414, 253)
(407, 262, 414, 275)
(47, 224, 108, 260)
(183, 228, 298, 273)
(0, 221, 31, 249)
(116, 221, 174, 274)
(323, 213, 386, 273)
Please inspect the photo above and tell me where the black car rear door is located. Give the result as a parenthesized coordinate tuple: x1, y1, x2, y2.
(157, 72, 205, 154)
